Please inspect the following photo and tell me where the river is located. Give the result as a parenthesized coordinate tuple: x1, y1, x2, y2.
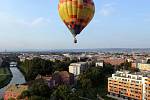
(0, 67, 26, 98)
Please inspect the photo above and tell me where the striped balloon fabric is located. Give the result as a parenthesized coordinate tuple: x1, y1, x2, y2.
(58, 0, 95, 43)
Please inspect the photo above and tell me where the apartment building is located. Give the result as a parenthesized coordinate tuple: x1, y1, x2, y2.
(137, 63, 150, 71)
(108, 71, 150, 100)
(36, 71, 74, 89)
(143, 75, 150, 100)
(69, 62, 89, 76)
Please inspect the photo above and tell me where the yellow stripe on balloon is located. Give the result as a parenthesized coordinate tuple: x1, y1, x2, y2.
(77, 0, 83, 20)
(72, 0, 77, 21)
(63, 2, 69, 22)
(67, 0, 72, 20)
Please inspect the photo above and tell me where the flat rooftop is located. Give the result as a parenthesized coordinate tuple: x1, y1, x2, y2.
(112, 71, 150, 78)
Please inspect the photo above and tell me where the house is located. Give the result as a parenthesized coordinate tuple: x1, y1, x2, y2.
(51, 71, 74, 86)
(36, 71, 74, 89)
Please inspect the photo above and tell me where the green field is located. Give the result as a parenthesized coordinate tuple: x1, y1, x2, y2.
(0, 67, 12, 89)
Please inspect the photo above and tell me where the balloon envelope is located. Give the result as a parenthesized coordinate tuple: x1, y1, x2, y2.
(58, 0, 95, 43)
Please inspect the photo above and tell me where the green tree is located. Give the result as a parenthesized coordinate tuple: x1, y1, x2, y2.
(19, 90, 31, 99)
(29, 95, 46, 100)
(1, 57, 10, 68)
(76, 64, 115, 99)
(51, 85, 78, 100)
(29, 79, 52, 98)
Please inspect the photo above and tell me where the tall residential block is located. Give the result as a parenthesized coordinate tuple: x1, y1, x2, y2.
(108, 71, 150, 100)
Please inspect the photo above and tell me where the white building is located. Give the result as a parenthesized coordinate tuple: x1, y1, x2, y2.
(95, 61, 103, 67)
(69, 62, 89, 76)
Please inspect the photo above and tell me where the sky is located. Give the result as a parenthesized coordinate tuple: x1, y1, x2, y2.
(0, 0, 150, 51)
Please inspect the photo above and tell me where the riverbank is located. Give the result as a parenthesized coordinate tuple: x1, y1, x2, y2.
(0, 67, 12, 89)
(17, 66, 28, 81)
(0, 67, 26, 98)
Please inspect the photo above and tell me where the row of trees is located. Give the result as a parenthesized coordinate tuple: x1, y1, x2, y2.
(1, 57, 10, 68)
(19, 57, 75, 81)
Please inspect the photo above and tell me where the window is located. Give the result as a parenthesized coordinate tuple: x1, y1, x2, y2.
(132, 77, 136, 79)
(136, 81, 139, 84)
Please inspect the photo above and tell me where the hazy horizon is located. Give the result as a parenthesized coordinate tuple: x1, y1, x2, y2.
(0, 0, 150, 50)
(1, 48, 150, 53)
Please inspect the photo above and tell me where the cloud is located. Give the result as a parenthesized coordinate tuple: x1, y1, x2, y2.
(30, 17, 50, 27)
(100, 3, 116, 16)
(17, 17, 51, 28)
(0, 12, 51, 32)
(31, 17, 44, 26)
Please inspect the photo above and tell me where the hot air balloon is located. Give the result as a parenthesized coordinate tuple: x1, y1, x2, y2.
(58, 0, 95, 43)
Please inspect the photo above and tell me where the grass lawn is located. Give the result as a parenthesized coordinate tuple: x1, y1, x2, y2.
(0, 67, 12, 89)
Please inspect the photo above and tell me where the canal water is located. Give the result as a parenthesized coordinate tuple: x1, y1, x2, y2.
(0, 67, 26, 98)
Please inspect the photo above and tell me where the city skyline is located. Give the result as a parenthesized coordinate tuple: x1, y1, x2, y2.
(0, 0, 150, 51)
